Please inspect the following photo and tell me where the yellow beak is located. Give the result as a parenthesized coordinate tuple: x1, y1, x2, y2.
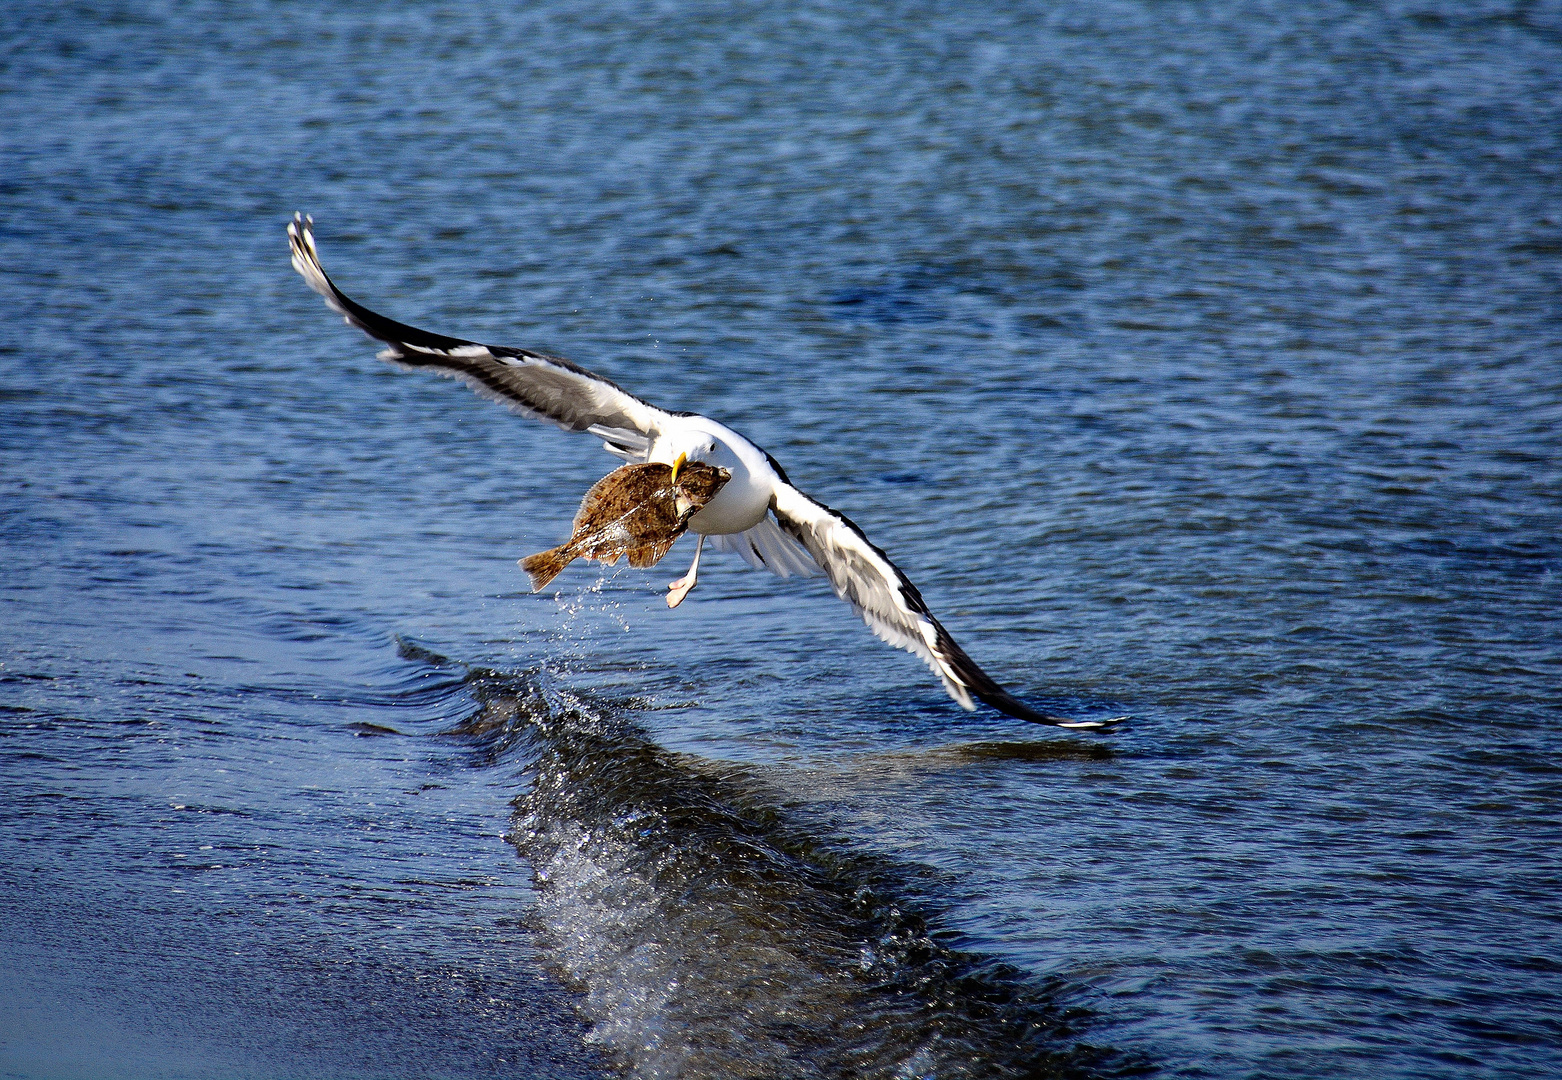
(670, 451, 687, 485)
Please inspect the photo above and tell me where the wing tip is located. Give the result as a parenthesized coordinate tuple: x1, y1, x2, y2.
(285, 214, 488, 359)
(967, 680, 1129, 731)
(1051, 714, 1131, 730)
(287, 211, 340, 307)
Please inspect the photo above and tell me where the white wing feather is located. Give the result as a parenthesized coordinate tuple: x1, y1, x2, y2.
(770, 480, 1111, 727)
(769, 482, 971, 706)
(712, 516, 821, 579)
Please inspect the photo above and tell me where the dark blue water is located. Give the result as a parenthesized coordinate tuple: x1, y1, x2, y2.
(3, 2, 1560, 1077)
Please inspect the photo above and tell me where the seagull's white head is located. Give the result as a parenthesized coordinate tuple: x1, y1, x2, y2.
(663, 429, 726, 483)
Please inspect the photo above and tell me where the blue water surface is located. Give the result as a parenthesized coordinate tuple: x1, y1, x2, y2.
(2, 2, 1559, 1078)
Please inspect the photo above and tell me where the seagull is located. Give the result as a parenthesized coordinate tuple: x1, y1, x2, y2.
(288, 214, 1117, 730)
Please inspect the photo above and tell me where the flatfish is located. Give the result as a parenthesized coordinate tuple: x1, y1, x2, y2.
(520, 461, 730, 591)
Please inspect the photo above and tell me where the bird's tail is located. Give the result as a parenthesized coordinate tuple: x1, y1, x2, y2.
(519, 547, 575, 592)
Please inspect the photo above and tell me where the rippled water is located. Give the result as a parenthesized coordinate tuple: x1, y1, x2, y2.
(3, 1, 1560, 1077)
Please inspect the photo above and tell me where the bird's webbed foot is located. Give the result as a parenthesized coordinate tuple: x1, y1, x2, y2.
(665, 533, 705, 609)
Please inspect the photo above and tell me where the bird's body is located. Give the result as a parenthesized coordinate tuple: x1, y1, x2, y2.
(288, 214, 1118, 730)
(520, 461, 730, 591)
(647, 417, 774, 538)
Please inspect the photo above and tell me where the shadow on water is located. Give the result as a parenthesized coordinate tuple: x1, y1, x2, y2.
(404, 642, 1148, 1080)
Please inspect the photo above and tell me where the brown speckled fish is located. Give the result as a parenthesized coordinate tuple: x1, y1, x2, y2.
(520, 462, 730, 591)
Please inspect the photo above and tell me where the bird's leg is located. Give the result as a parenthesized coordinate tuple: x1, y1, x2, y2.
(666, 533, 705, 609)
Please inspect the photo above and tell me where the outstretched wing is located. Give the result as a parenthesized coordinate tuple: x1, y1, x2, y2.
(288, 213, 667, 460)
(769, 481, 1114, 729)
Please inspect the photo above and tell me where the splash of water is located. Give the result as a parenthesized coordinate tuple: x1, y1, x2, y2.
(437, 660, 1141, 1079)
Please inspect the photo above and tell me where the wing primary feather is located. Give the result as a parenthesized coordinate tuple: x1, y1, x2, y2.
(769, 481, 1117, 729)
(289, 213, 477, 354)
(288, 213, 670, 440)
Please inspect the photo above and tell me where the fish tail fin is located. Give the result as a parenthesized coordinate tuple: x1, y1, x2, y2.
(519, 547, 573, 592)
